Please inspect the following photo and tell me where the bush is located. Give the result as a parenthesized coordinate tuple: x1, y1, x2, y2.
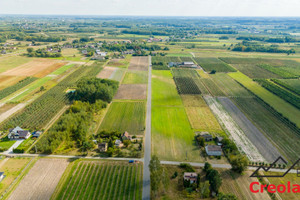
(179, 163, 195, 172)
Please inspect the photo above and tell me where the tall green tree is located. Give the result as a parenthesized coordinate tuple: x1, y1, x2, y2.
(149, 155, 162, 195)
(207, 169, 222, 193)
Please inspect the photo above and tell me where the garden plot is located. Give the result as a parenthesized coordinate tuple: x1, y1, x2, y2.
(8, 158, 69, 200)
(204, 96, 265, 162)
(128, 56, 148, 71)
(114, 84, 147, 99)
(96, 66, 117, 79)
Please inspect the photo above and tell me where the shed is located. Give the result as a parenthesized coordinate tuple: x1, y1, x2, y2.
(205, 145, 222, 156)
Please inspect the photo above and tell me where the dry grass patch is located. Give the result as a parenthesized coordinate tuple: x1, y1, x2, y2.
(1, 59, 66, 77)
(114, 84, 147, 100)
(96, 66, 117, 79)
(128, 56, 148, 71)
(0, 76, 25, 90)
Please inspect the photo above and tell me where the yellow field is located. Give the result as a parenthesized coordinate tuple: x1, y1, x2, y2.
(181, 95, 223, 132)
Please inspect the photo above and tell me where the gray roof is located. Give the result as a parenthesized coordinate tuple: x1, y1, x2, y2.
(206, 145, 222, 152)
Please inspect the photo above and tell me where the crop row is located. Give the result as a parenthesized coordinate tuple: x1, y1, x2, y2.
(194, 57, 236, 72)
(258, 64, 297, 78)
(0, 63, 103, 130)
(271, 79, 300, 96)
(56, 162, 142, 200)
(255, 79, 300, 109)
(0, 77, 37, 100)
(173, 77, 201, 94)
(171, 68, 200, 79)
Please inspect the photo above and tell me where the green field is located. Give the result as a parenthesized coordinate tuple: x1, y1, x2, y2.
(199, 78, 225, 96)
(230, 64, 281, 79)
(210, 73, 253, 97)
(0, 56, 32, 73)
(193, 57, 236, 72)
(229, 71, 300, 127)
(152, 70, 182, 106)
(52, 160, 143, 200)
(280, 78, 300, 91)
(0, 138, 16, 150)
(152, 70, 202, 161)
(51, 64, 75, 75)
(10, 76, 52, 102)
(122, 70, 148, 84)
(152, 106, 201, 161)
(99, 101, 146, 135)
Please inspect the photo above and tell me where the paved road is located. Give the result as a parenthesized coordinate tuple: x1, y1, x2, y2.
(142, 56, 152, 200)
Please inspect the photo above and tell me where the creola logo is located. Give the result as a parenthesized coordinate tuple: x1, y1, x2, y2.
(249, 182, 300, 193)
(249, 157, 300, 194)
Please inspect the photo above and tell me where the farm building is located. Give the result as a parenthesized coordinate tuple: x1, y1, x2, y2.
(168, 62, 198, 68)
(183, 172, 198, 184)
(81, 50, 88, 55)
(1, 50, 6, 54)
(32, 131, 42, 138)
(216, 136, 223, 146)
(122, 50, 135, 54)
(91, 55, 106, 60)
(0, 172, 5, 182)
(121, 131, 132, 141)
(8, 126, 31, 140)
(115, 139, 124, 148)
(199, 134, 213, 141)
(98, 143, 108, 152)
(205, 145, 222, 156)
(95, 50, 107, 56)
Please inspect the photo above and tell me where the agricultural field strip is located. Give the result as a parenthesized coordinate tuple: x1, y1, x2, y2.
(54, 161, 142, 200)
(7, 159, 69, 200)
(217, 97, 283, 162)
(229, 72, 300, 127)
(203, 96, 265, 162)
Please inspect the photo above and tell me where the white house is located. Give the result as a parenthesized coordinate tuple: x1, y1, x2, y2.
(8, 126, 31, 140)
(0, 172, 5, 182)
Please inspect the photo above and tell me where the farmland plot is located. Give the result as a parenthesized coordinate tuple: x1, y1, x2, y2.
(128, 56, 148, 71)
(99, 101, 146, 135)
(122, 70, 148, 84)
(114, 84, 147, 100)
(204, 96, 265, 162)
(210, 73, 253, 97)
(181, 95, 222, 132)
(229, 72, 300, 127)
(96, 66, 117, 79)
(199, 78, 225, 96)
(7, 159, 69, 200)
(230, 64, 281, 79)
(193, 57, 236, 72)
(53, 161, 143, 200)
(0, 59, 65, 78)
(0, 158, 31, 195)
(217, 97, 282, 162)
(152, 70, 182, 106)
(0, 56, 32, 73)
(0, 76, 26, 90)
(232, 97, 300, 162)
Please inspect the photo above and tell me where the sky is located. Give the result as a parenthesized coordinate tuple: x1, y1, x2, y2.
(0, 0, 300, 16)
